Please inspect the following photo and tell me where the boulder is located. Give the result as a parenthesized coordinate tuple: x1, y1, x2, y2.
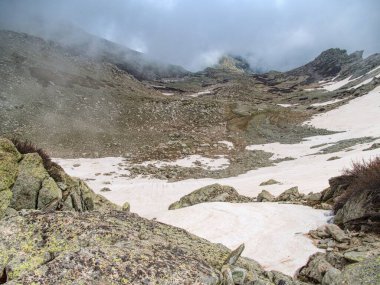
(276, 187, 303, 202)
(10, 153, 49, 210)
(257, 190, 275, 202)
(37, 177, 62, 210)
(259, 179, 280, 186)
(332, 256, 380, 285)
(168, 184, 252, 210)
(325, 224, 349, 243)
(343, 246, 380, 263)
(305, 192, 322, 202)
(298, 253, 334, 283)
(265, 270, 294, 285)
(321, 268, 341, 285)
(0, 138, 120, 216)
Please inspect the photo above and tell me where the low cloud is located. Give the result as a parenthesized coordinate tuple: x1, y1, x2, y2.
(0, 0, 379, 71)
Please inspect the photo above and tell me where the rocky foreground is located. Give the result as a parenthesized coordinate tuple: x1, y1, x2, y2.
(0, 137, 379, 284)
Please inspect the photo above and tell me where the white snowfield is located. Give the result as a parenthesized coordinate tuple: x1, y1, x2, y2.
(55, 86, 380, 276)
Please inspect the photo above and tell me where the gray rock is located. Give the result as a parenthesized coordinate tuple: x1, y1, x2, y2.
(259, 179, 280, 186)
(322, 268, 341, 285)
(169, 184, 252, 210)
(37, 177, 62, 210)
(325, 224, 349, 243)
(305, 192, 322, 202)
(100, 187, 112, 192)
(276, 187, 302, 202)
(332, 256, 380, 285)
(224, 243, 245, 266)
(231, 266, 247, 285)
(343, 247, 380, 263)
(257, 190, 275, 202)
(10, 153, 49, 210)
(309, 225, 330, 239)
(266, 270, 294, 285)
(299, 253, 334, 283)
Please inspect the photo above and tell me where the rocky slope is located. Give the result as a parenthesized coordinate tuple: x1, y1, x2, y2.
(0, 137, 312, 285)
(1, 138, 379, 284)
(10, 23, 189, 81)
(1, 29, 379, 170)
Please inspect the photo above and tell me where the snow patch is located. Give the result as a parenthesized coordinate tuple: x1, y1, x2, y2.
(189, 90, 212, 97)
(322, 76, 353, 91)
(277, 103, 297, 108)
(310, 99, 343, 107)
(218, 140, 234, 150)
(349, 77, 374, 89)
(138, 154, 230, 170)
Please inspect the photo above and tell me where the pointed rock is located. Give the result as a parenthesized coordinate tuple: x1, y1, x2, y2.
(224, 243, 245, 266)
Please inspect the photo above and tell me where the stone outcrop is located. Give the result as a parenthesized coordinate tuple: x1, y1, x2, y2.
(300, 220, 380, 285)
(169, 183, 253, 210)
(0, 138, 119, 218)
(318, 158, 380, 233)
(0, 210, 298, 285)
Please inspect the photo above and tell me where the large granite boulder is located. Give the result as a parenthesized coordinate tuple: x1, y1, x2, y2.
(169, 183, 253, 210)
(0, 138, 119, 216)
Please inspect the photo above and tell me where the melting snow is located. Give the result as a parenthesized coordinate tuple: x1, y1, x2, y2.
(54, 86, 380, 276)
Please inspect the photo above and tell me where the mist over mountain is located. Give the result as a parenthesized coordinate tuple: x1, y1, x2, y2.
(1, 0, 379, 72)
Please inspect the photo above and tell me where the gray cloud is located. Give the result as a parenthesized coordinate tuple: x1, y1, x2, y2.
(1, 0, 379, 71)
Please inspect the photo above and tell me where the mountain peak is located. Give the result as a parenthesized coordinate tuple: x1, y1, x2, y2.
(215, 54, 251, 73)
(286, 47, 365, 81)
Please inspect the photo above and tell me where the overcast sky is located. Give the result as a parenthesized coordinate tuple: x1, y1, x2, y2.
(0, 0, 379, 71)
